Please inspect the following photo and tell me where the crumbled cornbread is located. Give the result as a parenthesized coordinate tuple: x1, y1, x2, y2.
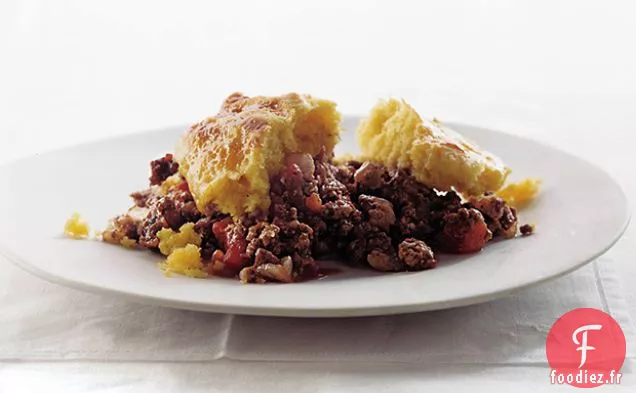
(158, 244, 207, 278)
(497, 178, 541, 208)
(357, 98, 510, 196)
(120, 236, 137, 248)
(175, 93, 342, 217)
(64, 213, 90, 239)
(156, 222, 202, 256)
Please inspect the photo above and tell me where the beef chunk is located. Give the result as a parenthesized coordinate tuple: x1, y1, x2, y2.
(245, 222, 282, 257)
(193, 216, 221, 260)
(398, 238, 436, 270)
(239, 255, 294, 284)
(520, 223, 534, 236)
(103, 214, 140, 244)
(466, 193, 518, 238)
(434, 208, 492, 253)
(137, 187, 203, 249)
(358, 195, 396, 231)
(353, 162, 387, 190)
(346, 227, 400, 271)
(149, 154, 179, 186)
(367, 249, 400, 272)
(130, 189, 152, 208)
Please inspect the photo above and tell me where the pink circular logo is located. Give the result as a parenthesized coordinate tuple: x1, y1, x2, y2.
(546, 308, 626, 388)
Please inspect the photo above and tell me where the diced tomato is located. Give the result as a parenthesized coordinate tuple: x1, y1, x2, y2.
(211, 249, 225, 262)
(177, 181, 189, 192)
(212, 217, 233, 248)
(305, 192, 323, 214)
(435, 214, 491, 254)
(203, 254, 237, 277)
(461, 220, 491, 253)
(211, 217, 249, 272)
(223, 238, 249, 271)
(451, 220, 490, 253)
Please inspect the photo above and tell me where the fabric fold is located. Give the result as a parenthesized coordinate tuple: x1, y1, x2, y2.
(0, 257, 633, 364)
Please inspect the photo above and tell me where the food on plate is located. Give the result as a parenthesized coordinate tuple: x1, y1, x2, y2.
(357, 98, 510, 196)
(64, 213, 90, 239)
(497, 178, 541, 208)
(156, 222, 201, 256)
(94, 92, 535, 284)
(158, 243, 206, 278)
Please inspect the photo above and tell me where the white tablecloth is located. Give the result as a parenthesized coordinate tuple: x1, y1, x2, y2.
(1, 1, 636, 391)
(3, 258, 633, 364)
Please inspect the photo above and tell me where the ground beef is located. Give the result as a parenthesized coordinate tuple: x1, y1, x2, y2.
(253, 248, 282, 266)
(347, 166, 463, 240)
(239, 211, 318, 283)
(334, 160, 360, 194)
(274, 216, 314, 258)
(434, 208, 492, 253)
(103, 214, 140, 244)
(234, 159, 322, 283)
(520, 223, 534, 236)
(245, 222, 282, 257)
(157, 190, 201, 230)
(136, 214, 166, 249)
(357, 195, 396, 232)
(398, 238, 437, 270)
(193, 216, 221, 260)
(333, 165, 450, 272)
(367, 249, 400, 272)
(382, 169, 439, 206)
(130, 189, 152, 208)
(466, 193, 518, 238)
(313, 160, 362, 252)
(111, 153, 525, 283)
(317, 163, 350, 201)
(239, 254, 294, 284)
(353, 162, 387, 190)
(149, 154, 179, 185)
(397, 202, 435, 239)
(137, 187, 203, 249)
(346, 223, 400, 271)
(270, 165, 306, 210)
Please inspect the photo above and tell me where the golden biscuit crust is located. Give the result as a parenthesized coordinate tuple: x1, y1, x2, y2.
(175, 93, 341, 217)
(358, 98, 510, 196)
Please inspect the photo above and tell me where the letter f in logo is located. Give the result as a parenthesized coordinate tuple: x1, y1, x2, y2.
(573, 324, 603, 368)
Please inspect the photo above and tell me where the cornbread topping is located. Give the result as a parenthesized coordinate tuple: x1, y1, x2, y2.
(95, 92, 538, 284)
(497, 178, 541, 208)
(357, 98, 510, 196)
(175, 93, 341, 217)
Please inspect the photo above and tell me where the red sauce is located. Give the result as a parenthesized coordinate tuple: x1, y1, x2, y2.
(295, 266, 343, 282)
(317, 267, 343, 277)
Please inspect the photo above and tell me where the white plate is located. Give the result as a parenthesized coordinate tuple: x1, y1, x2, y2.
(0, 117, 629, 317)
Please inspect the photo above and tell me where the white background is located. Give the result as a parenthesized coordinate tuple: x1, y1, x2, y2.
(1, 0, 635, 391)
